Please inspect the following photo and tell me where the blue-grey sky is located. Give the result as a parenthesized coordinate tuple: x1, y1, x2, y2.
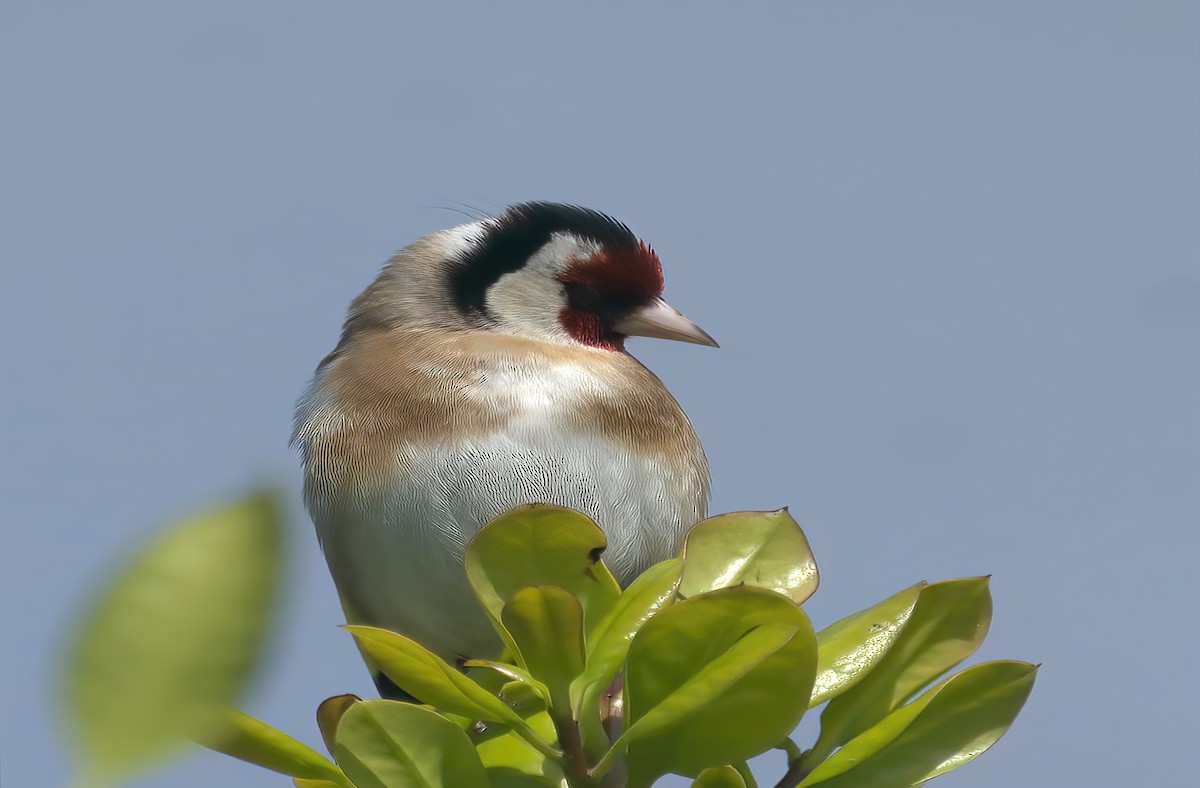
(3, 2, 1197, 786)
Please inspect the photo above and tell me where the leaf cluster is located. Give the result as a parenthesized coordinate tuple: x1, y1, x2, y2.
(61, 496, 1036, 788)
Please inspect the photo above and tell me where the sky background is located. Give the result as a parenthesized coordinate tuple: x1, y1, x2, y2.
(3, 2, 1197, 786)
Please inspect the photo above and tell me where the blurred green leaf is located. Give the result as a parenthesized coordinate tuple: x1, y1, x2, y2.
(316, 695, 360, 757)
(202, 709, 349, 785)
(808, 577, 992, 766)
(501, 586, 586, 712)
(334, 700, 488, 788)
(692, 765, 748, 787)
(608, 586, 817, 786)
(679, 510, 819, 605)
(294, 779, 345, 787)
(345, 625, 555, 757)
(810, 582, 926, 707)
(62, 492, 282, 784)
(800, 661, 1038, 787)
(465, 504, 621, 649)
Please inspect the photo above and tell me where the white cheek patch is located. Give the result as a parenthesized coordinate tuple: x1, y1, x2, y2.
(485, 233, 600, 343)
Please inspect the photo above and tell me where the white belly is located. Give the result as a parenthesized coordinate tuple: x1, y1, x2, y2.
(308, 420, 704, 660)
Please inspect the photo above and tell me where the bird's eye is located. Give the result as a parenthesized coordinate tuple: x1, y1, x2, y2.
(563, 281, 641, 321)
(563, 282, 606, 312)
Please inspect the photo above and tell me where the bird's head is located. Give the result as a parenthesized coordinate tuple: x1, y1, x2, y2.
(346, 202, 716, 353)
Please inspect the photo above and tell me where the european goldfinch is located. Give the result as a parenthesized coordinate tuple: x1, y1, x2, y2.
(293, 203, 715, 691)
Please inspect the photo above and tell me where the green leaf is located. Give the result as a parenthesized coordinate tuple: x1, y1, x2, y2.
(800, 661, 1038, 786)
(485, 772, 561, 788)
(810, 582, 926, 707)
(573, 559, 682, 709)
(344, 625, 555, 757)
(679, 510, 819, 605)
(501, 586, 586, 712)
(808, 577, 992, 766)
(692, 765, 748, 787)
(465, 504, 621, 648)
(499, 679, 551, 714)
(334, 700, 489, 788)
(62, 492, 282, 784)
(608, 586, 818, 786)
(295, 779, 346, 788)
(572, 559, 682, 758)
(463, 660, 551, 705)
(474, 707, 564, 785)
(202, 709, 349, 785)
(316, 695, 361, 756)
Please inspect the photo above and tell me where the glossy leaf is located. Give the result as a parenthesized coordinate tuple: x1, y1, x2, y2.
(202, 709, 349, 785)
(334, 700, 488, 788)
(808, 577, 992, 765)
(573, 559, 682, 708)
(810, 582, 926, 707)
(692, 765, 748, 787)
(62, 492, 282, 783)
(345, 625, 553, 756)
(465, 504, 621, 647)
(316, 695, 360, 756)
(572, 559, 682, 757)
(679, 509, 819, 604)
(294, 780, 345, 788)
(800, 661, 1038, 787)
(501, 585, 586, 711)
(610, 586, 818, 786)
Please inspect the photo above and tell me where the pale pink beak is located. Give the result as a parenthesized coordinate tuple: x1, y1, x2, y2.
(612, 298, 718, 348)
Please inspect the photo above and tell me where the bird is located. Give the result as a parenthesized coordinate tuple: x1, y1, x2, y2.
(292, 202, 716, 694)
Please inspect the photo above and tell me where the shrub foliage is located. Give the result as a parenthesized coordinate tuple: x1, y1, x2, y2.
(62, 494, 1036, 787)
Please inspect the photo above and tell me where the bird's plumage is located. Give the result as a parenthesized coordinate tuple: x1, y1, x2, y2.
(294, 202, 712, 663)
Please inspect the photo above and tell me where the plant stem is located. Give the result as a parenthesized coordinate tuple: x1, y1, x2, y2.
(734, 760, 759, 788)
(554, 713, 600, 788)
(588, 731, 628, 782)
(774, 745, 823, 788)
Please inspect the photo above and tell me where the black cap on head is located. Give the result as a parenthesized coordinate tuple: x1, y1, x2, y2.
(451, 202, 639, 319)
